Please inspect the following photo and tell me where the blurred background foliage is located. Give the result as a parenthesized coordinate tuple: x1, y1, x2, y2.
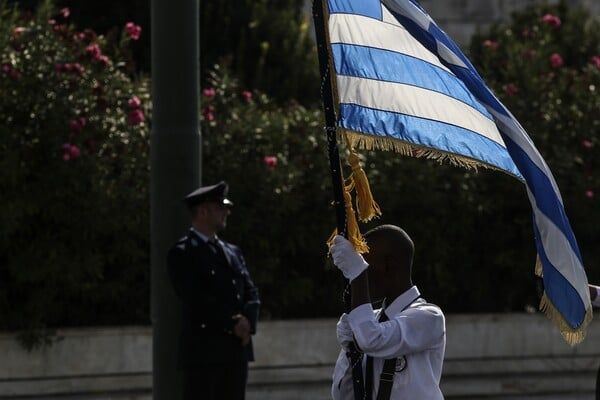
(1, 0, 599, 341)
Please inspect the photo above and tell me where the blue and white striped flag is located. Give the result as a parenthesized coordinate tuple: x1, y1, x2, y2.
(324, 0, 592, 344)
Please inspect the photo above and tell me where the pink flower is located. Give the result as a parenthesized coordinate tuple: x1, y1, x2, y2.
(505, 84, 519, 97)
(60, 8, 70, 18)
(127, 109, 145, 125)
(263, 156, 277, 171)
(541, 14, 561, 28)
(69, 145, 81, 158)
(61, 143, 81, 160)
(585, 190, 594, 199)
(2, 64, 11, 74)
(550, 53, 564, 69)
(13, 27, 24, 38)
(242, 90, 253, 101)
(86, 44, 102, 59)
(98, 55, 111, 66)
(524, 49, 536, 59)
(483, 40, 498, 50)
(591, 56, 600, 69)
(203, 105, 215, 121)
(48, 19, 56, 25)
(125, 22, 142, 40)
(128, 96, 142, 109)
(70, 119, 83, 135)
(72, 63, 84, 75)
(203, 88, 216, 98)
(583, 139, 593, 149)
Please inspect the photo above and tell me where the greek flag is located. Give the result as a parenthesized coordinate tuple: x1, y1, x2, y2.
(325, 0, 591, 343)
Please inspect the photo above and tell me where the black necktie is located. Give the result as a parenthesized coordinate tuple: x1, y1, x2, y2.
(208, 238, 226, 261)
(365, 311, 389, 400)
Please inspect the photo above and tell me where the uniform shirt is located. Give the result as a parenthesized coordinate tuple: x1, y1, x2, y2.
(332, 286, 446, 400)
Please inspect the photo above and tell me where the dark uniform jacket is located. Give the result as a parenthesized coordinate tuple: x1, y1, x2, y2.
(167, 229, 260, 369)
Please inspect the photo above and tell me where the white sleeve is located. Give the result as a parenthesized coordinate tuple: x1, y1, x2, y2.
(348, 303, 445, 359)
(331, 349, 354, 400)
(591, 285, 600, 308)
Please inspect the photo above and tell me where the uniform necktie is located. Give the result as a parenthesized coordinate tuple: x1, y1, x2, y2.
(208, 238, 226, 261)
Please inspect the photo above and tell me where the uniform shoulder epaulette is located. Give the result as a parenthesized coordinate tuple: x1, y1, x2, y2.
(174, 235, 188, 251)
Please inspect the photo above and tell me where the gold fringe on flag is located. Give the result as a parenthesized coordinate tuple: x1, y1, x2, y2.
(343, 130, 522, 180)
(539, 293, 593, 346)
(534, 255, 593, 346)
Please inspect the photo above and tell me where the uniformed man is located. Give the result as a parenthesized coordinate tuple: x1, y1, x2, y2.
(167, 181, 260, 400)
(330, 225, 446, 400)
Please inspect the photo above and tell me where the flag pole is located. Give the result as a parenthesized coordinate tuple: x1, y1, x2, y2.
(312, 1, 365, 399)
(312, 0, 346, 239)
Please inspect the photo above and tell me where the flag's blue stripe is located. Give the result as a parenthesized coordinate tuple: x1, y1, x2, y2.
(502, 134, 583, 262)
(533, 222, 586, 328)
(340, 103, 522, 176)
(327, 0, 382, 20)
(331, 43, 494, 120)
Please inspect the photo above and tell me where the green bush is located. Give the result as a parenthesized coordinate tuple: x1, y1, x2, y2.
(0, 0, 151, 342)
(200, 0, 320, 103)
(200, 67, 344, 318)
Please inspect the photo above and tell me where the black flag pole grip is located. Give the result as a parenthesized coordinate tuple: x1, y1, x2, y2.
(313, 2, 365, 400)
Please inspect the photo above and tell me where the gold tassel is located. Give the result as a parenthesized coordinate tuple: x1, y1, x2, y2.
(344, 132, 381, 223)
(327, 180, 369, 254)
(347, 150, 381, 223)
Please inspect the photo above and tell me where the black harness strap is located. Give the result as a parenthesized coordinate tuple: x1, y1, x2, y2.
(376, 358, 397, 400)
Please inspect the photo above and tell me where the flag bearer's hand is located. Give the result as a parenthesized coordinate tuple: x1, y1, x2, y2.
(330, 235, 368, 282)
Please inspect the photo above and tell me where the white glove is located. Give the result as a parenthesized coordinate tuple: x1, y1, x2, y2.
(330, 235, 368, 281)
(336, 313, 354, 349)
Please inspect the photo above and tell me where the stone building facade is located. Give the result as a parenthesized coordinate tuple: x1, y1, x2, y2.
(418, 0, 600, 46)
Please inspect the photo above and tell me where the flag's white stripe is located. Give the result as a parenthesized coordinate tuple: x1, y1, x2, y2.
(528, 189, 590, 304)
(381, 3, 402, 26)
(337, 75, 504, 146)
(329, 13, 451, 74)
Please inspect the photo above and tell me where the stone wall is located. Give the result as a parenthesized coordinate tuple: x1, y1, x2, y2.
(399, 0, 600, 47)
(1, 313, 599, 399)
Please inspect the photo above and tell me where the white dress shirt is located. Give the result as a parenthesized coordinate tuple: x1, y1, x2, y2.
(332, 286, 446, 400)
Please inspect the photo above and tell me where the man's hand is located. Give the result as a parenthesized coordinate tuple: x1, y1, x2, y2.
(330, 235, 368, 282)
(232, 314, 251, 346)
